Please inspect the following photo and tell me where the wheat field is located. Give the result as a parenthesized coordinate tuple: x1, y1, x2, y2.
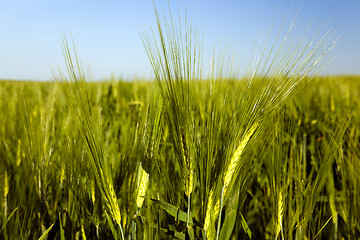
(1, 6, 360, 240)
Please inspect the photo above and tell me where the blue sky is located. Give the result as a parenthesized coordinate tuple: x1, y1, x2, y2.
(0, 0, 359, 81)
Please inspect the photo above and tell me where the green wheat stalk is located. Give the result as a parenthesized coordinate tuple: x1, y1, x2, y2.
(56, 36, 124, 239)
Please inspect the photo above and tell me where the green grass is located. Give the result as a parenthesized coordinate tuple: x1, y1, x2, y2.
(0, 5, 359, 240)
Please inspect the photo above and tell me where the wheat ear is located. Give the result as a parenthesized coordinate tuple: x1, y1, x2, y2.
(204, 122, 258, 239)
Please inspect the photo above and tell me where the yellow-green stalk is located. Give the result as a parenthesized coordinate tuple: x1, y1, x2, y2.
(181, 137, 194, 228)
(3, 169, 9, 236)
(223, 122, 258, 195)
(16, 139, 22, 166)
(204, 122, 258, 239)
(90, 179, 96, 205)
(184, 155, 194, 198)
(4, 170, 8, 200)
(203, 188, 214, 231)
(136, 163, 149, 209)
(275, 191, 284, 239)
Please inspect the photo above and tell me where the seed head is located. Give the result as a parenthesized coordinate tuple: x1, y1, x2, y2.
(136, 163, 149, 208)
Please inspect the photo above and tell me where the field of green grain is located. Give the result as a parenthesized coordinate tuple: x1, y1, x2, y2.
(1, 74, 359, 239)
(1, 6, 360, 240)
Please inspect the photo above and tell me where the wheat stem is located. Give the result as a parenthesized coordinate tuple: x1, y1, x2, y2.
(216, 186, 225, 240)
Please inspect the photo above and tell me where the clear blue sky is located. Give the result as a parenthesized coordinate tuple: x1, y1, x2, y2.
(0, 0, 359, 81)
